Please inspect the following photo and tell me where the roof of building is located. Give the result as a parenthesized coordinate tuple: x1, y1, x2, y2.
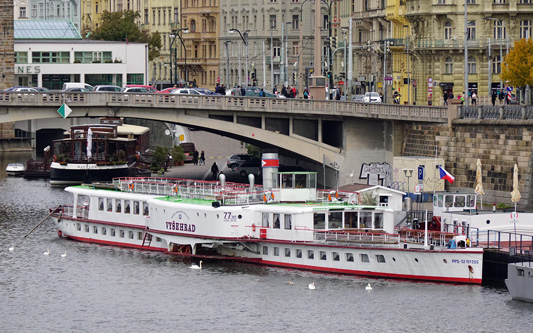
(14, 20, 82, 40)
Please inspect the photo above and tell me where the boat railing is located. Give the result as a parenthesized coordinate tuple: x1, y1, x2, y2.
(316, 190, 361, 204)
(400, 228, 455, 247)
(112, 177, 270, 204)
(469, 226, 533, 255)
(61, 205, 89, 219)
(314, 230, 400, 245)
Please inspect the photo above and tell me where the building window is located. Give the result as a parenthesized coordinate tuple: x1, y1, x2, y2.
(445, 57, 453, 74)
(346, 253, 354, 262)
(127, 74, 144, 85)
(493, 0, 506, 3)
(467, 21, 476, 40)
(437, 0, 445, 3)
(520, 20, 531, 39)
(323, 15, 329, 30)
(492, 20, 506, 40)
(360, 253, 370, 262)
(32, 51, 69, 63)
(292, 42, 299, 56)
(144, 9, 148, 24)
(468, 56, 477, 74)
(32, 5, 37, 17)
(292, 15, 299, 30)
(270, 15, 276, 29)
(284, 214, 292, 230)
(493, 55, 502, 74)
(308, 250, 314, 259)
(19, 7, 27, 18)
(15, 52, 28, 64)
(296, 249, 302, 258)
(520, 0, 531, 3)
(466, 0, 475, 3)
(285, 248, 291, 257)
(190, 19, 196, 32)
(273, 42, 280, 57)
(174, 8, 179, 23)
(444, 21, 452, 40)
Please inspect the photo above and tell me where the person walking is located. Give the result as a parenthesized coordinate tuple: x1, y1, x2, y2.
(281, 85, 287, 97)
(471, 91, 477, 105)
(303, 88, 309, 99)
(211, 162, 219, 180)
(240, 86, 246, 97)
(192, 150, 199, 165)
(499, 90, 505, 105)
(200, 151, 205, 165)
(491, 90, 497, 106)
(443, 91, 448, 106)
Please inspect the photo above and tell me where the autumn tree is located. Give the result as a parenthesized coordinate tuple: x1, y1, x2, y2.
(90, 10, 161, 61)
(501, 38, 533, 88)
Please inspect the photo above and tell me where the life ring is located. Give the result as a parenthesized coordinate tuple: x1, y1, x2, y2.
(328, 191, 339, 202)
(252, 223, 256, 232)
(172, 185, 178, 194)
(128, 183, 134, 191)
(263, 191, 274, 203)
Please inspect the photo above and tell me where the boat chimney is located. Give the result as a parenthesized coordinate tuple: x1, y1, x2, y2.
(262, 150, 279, 191)
(219, 173, 226, 188)
(248, 173, 255, 191)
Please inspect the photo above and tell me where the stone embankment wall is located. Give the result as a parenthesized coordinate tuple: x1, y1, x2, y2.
(403, 121, 532, 210)
(0, 0, 15, 139)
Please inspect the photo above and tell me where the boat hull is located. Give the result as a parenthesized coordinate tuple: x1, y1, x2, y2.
(505, 262, 533, 301)
(50, 162, 130, 185)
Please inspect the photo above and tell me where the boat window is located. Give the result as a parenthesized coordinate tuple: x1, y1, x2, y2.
(360, 254, 370, 262)
(116, 200, 122, 213)
(360, 212, 372, 229)
(125, 201, 130, 214)
(262, 213, 270, 227)
(296, 249, 302, 258)
(518, 269, 525, 277)
(281, 174, 293, 188)
(133, 201, 140, 215)
(455, 196, 465, 208)
(309, 173, 316, 188)
(111, 228, 116, 236)
(313, 212, 326, 230)
(308, 250, 314, 259)
(120, 230, 125, 238)
(467, 195, 476, 208)
(274, 247, 279, 256)
(295, 174, 306, 188)
(102, 227, 106, 235)
(97, 142, 105, 160)
(374, 213, 383, 229)
(433, 195, 437, 207)
(85, 224, 89, 232)
(346, 253, 354, 262)
(273, 213, 280, 229)
(143, 202, 149, 216)
(263, 246, 268, 255)
(320, 251, 327, 260)
(98, 198, 104, 211)
(345, 211, 358, 229)
(129, 231, 134, 239)
(284, 214, 292, 230)
(93, 226, 98, 234)
(376, 254, 386, 263)
(156, 237, 162, 242)
(285, 248, 291, 257)
(328, 211, 342, 229)
(333, 252, 340, 261)
(445, 195, 453, 207)
(107, 198, 113, 212)
(77, 223, 81, 231)
(138, 232, 143, 240)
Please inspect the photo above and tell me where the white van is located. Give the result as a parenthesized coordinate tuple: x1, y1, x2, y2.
(62, 83, 94, 91)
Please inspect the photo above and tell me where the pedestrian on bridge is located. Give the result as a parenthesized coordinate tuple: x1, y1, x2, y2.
(200, 151, 205, 165)
(211, 162, 219, 180)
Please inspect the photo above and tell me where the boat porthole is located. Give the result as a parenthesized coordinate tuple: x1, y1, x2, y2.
(197, 212, 199, 216)
(443, 259, 447, 263)
(204, 213, 206, 217)
(392, 258, 396, 261)
(238, 215, 242, 219)
(486, 220, 490, 224)
(415, 258, 418, 262)
(217, 214, 219, 218)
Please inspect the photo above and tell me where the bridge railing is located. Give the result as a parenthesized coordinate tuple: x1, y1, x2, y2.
(0, 91, 448, 122)
(459, 105, 533, 120)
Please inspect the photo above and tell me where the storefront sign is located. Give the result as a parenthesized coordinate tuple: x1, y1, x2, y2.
(16, 65, 41, 74)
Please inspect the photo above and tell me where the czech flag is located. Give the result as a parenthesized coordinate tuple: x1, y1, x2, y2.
(439, 166, 454, 184)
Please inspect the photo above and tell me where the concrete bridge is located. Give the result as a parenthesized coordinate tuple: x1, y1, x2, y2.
(0, 92, 447, 187)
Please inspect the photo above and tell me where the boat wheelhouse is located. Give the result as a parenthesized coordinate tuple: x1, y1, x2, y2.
(6, 163, 25, 176)
(50, 123, 137, 185)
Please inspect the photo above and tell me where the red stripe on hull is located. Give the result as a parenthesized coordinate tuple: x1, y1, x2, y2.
(62, 234, 167, 252)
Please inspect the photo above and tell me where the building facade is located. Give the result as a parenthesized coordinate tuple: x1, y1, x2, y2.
(29, 0, 81, 31)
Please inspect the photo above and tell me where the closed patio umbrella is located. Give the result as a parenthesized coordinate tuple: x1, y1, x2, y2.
(474, 159, 484, 209)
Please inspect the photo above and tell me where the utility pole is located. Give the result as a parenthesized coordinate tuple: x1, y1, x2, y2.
(281, 23, 285, 88)
(263, 40, 267, 89)
(225, 41, 230, 86)
(348, 17, 353, 100)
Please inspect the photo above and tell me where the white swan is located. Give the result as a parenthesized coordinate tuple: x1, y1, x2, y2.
(308, 282, 316, 290)
(365, 283, 372, 291)
(43, 248, 50, 255)
(190, 261, 203, 270)
(61, 251, 67, 258)
(8, 244, 14, 252)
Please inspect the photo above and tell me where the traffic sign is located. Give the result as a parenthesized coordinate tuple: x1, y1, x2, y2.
(414, 185, 421, 193)
(217, 77, 220, 83)
(418, 166, 425, 181)
(510, 211, 519, 223)
(507, 85, 513, 92)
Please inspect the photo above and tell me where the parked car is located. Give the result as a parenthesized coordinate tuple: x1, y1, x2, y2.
(123, 85, 158, 93)
(227, 154, 260, 171)
(93, 85, 122, 92)
(122, 87, 154, 93)
(157, 87, 178, 94)
(62, 82, 93, 91)
(33, 87, 50, 92)
(63, 87, 91, 92)
(234, 160, 261, 177)
(171, 88, 202, 95)
(353, 94, 365, 102)
(7, 87, 38, 92)
(194, 88, 220, 95)
(363, 92, 382, 103)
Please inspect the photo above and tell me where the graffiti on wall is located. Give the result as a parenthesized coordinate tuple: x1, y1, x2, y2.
(360, 162, 393, 186)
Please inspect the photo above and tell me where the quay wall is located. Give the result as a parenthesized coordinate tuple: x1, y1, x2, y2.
(0, 0, 15, 139)
(403, 109, 533, 210)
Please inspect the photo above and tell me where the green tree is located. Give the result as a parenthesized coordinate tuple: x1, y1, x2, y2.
(90, 10, 161, 61)
(501, 38, 533, 88)
(246, 144, 261, 159)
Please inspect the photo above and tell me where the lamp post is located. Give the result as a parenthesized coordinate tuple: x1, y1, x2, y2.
(224, 41, 230, 86)
(484, 17, 504, 92)
(403, 25, 410, 104)
(322, 0, 342, 92)
(176, 28, 189, 83)
(230, 28, 249, 86)
(169, 34, 178, 85)
(298, 0, 310, 97)
(403, 168, 414, 199)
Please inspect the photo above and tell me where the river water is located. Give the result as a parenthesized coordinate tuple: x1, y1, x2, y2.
(1, 152, 532, 332)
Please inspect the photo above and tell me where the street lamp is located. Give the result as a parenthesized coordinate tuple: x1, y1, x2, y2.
(176, 28, 189, 83)
(229, 28, 249, 86)
(403, 25, 410, 104)
(403, 168, 414, 199)
(169, 34, 178, 85)
(322, 0, 342, 92)
(298, 0, 310, 97)
(484, 17, 504, 93)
